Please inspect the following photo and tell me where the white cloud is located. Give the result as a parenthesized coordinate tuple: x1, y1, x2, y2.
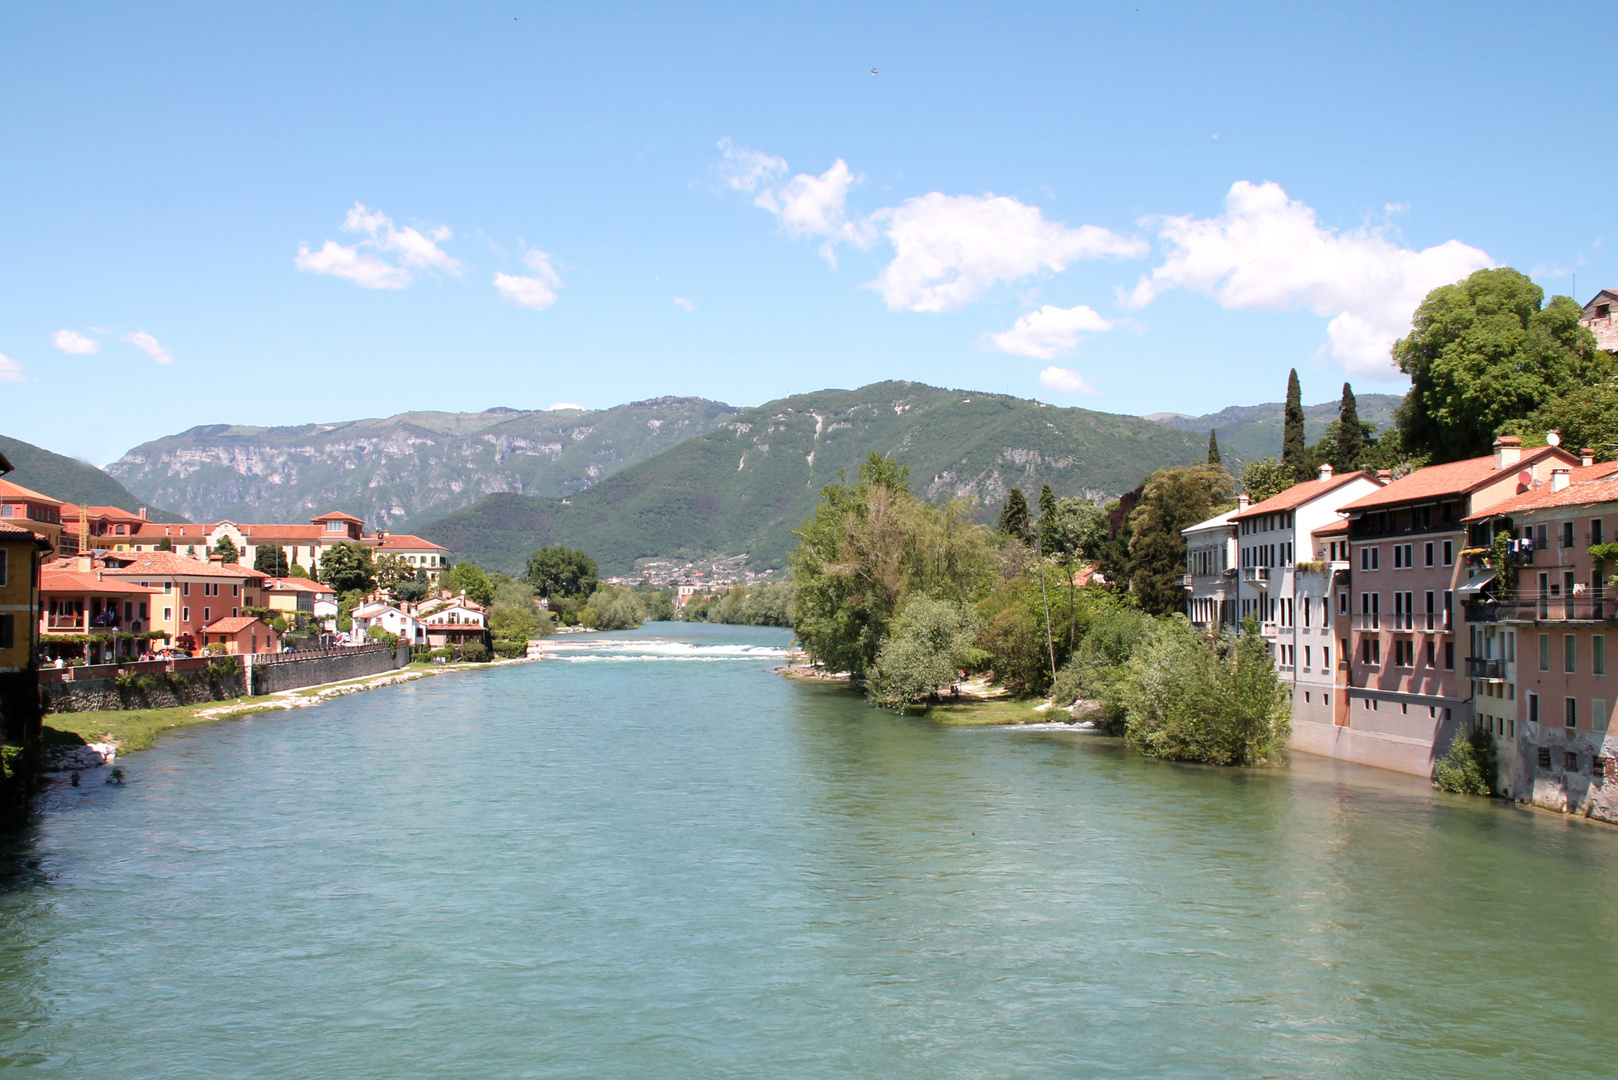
(548, 402, 584, 411)
(717, 138, 787, 196)
(1038, 366, 1099, 395)
(673, 297, 694, 312)
(123, 330, 174, 365)
(718, 140, 872, 266)
(988, 304, 1113, 359)
(871, 194, 1145, 313)
(51, 329, 100, 354)
(0, 353, 24, 382)
(295, 202, 460, 289)
(493, 250, 564, 311)
(1123, 181, 1494, 377)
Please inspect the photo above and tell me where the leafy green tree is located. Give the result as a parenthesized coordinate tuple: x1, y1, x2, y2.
(1498, 376, 1618, 459)
(1239, 457, 1291, 503)
(1282, 368, 1306, 481)
(998, 488, 1032, 544)
(1433, 727, 1498, 795)
(1394, 267, 1611, 463)
(254, 544, 289, 576)
(1338, 382, 1363, 467)
(212, 535, 239, 564)
(373, 553, 419, 599)
(789, 453, 995, 678)
(394, 575, 430, 603)
(319, 542, 376, 595)
(867, 598, 984, 708)
(1207, 429, 1221, 465)
(524, 546, 599, 600)
(581, 586, 645, 630)
(442, 561, 495, 606)
(155, 536, 173, 552)
(1125, 464, 1234, 616)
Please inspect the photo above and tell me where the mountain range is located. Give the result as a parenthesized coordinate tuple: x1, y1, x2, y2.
(0, 433, 185, 522)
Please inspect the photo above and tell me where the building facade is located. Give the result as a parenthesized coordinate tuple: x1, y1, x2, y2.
(1182, 507, 1238, 631)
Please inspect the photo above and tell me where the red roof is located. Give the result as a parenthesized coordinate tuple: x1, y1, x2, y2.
(1234, 470, 1379, 521)
(203, 616, 267, 634)
(1338, 446, 1577, 512)
(311, 511, 364, 524)
(0, 478, 63, 507)
(61, 503, 147, 522)
(100, 552, 269, 580)
(0, 522, 48, 542)
(1463, 465, 1618, 520)
(1313, 520, 1349, 536)
(371, 533, 447, 551)
(40, 568, 161, 594)
(266, 577, 334, 594)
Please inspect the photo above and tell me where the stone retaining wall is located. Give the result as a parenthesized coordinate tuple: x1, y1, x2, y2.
(248, 645, 409, 695)
(42, 669, 249, 714)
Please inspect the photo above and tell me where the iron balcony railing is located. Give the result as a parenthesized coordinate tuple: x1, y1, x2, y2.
(1240, 566, 1270, 583)
(1467, 594, 1611, 623)
(1465, 657, 1507, 681)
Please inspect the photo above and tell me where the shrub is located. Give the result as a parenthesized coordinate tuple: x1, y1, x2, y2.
(493, 639, 528, 659)
(459, 642, 491, 663)
(580, 587, 645, 631)
(411, 645, 433, 662)
(1433, 727, 1497, 795)
(365, 626, 400, 649)
(135, 674, 162, 693)
(204, 658, 240, 683)
(868, 598, 983, 708)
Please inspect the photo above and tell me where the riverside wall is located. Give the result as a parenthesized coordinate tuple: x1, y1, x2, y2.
(247, 644, 410, 695)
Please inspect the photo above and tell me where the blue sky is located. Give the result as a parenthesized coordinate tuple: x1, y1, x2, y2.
(2, 1, 1613, 466)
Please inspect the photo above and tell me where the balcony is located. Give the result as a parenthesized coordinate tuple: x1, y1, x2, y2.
(1241, 566, 1271, 586)
(1179, 574, 1194, 589)
(1466, 657, 1507, 682)
(1471, 594, 1612, 623)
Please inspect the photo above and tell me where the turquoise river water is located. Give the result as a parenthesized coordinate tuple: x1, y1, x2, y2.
(3, 623, 1617, 1077)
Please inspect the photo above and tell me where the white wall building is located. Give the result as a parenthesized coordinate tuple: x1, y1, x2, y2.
(1182, 507, 1239, 630)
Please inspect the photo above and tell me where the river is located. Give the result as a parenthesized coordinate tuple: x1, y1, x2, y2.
(2, 622, 1616, 1077)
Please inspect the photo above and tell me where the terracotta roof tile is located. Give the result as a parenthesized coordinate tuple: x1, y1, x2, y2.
(1464, 469, 1618, 520)
(266, 577, 334, 593)
(371, 533, 447, 551)
(1338, 447, 1577, 512)
(1234, 470, 1380, 520)
(40, 569, 162, 594)
(100, 552, 269, 579)
(0, 478, 64, 506)
(0, 522, 47, 541)
(203, 616, 266, 634)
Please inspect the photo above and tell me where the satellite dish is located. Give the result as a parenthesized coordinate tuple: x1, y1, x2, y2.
(1518, 470, 1533, 487)
(1547, 431, 1562, 446)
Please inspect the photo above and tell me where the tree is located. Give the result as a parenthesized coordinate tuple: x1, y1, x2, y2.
(1125, 464, 1234, 616)
(1239, 457, 1291, 504)
(867, 598, 983, 708)
(318, 541, 375, 595)
(1207, 429, 1221, 465)
(1036, 484, 1061, 556)
(581, 586, 645, 630)
(1282, 368, 1306, 482)
(373, 553, 420, 600)
(524, 547, 599, 600)
(1338, 382, 1363, 467)
(1499, 376, 1618, 460)
(254, 544, 289, 577)
(155, 536, 174, 552)
(1394, 267, 1611, 463)
(998, 488, 1032, 544)
(287, 560, 309, 578)
(212, 535, 239, 564)
(442, 561, 495, 606)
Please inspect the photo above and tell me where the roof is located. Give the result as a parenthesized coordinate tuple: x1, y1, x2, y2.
(1234, 470, 1379, 521)
(311, 511, 364, 524)
(371, 533, 448, 551)
(1582, 290, 1618, 313)
(266, 576, 334, 594)
(0, 522, 48, 543)
(1338, 446, 1575, 513)
(1313, 519, 1350, 537)
(40, 568, 161, 594)
(100, 552, 269, 580)
(1182, 508, 1237, 537)
(61, 503, 147, 522)
(203, 616, 267, 634)
(0, 478, 64, 507)
(1464, 470, 1618, 521)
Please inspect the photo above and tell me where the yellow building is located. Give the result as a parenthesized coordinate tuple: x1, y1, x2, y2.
(1, 451, 54, 749)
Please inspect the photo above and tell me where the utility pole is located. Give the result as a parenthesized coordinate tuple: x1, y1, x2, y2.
(1037, 536, 1057, 686)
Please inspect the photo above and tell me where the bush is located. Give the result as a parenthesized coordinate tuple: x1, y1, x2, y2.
(580, 587, 645, 631)
(204, 658, 240, 683)
(459, 642, 491, 663)
(493, 639, 529, 659)
(1050, 608, 1156, 727)
(365, 626, 400, 649)
(1433, 727, 1497, 795)
(868, 598, 983, 708)
(411, 645, 433, 662)
(427, 647, 455, 663)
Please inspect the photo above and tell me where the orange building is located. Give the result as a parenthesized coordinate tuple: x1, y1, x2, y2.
(38, 562, 163, 664)
(200, 615, 279, 655)
(94, 551, 269, 653)
(0, 477, 69, 556)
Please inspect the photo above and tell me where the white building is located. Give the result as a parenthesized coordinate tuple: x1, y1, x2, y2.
(350, 600, 426, 645)
(1232, 465, 1384, 729)
(1182, 507, 1239, 630)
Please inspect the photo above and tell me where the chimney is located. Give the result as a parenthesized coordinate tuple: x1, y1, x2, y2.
(1377, 469, 1393, 481)
(1237, 493, 1250, 511)
(1318, 462, 1334, 482)
(1493, 435, 1523, 470)
(138, 507, 148, 520)
(1581, 448, 1595, 468)
(1552, 467, 1571, 492)
(76, 555, 91, 573)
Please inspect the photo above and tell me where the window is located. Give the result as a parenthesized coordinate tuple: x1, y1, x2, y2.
(0, 505, 9, 517)
(163, 607, 172, 621)
(163, 582, 172, 594)
(1566, 751, 1580, 771)
(326, 520, 344, 532)
(1339, 592, 1349, 615)
(1507, 630, 1515, 663)
(1596, 636, 1607, 676)
(1361, 639, 1381, 665)
(1540, 634, 1551, 672)
(1395, 543, 1413, 568)
(203, 607, 210, 623)
(1566, 634, 1577, 674)
(1425, 641, 1436, 667)
(182, 607, 190, 623)
(139, 602, 147, 619)
(1304, 646, 1312, 668)
(1566, 698, 1578, 728)
(1324, 647, 1331, 668)
(0, 548, 6, 587)
(1595, 519, 1606, 547)
(1424, 541, 1435, 567)
(1445, 642, 1454, 670)
(1537, 523, 1548, 550)
(1538, 746, 1552, 769)
(0, 614, 11, 650)
(1361, 547, 1379, 570)
(1395, 639, 1414, 667)
(1597, 700, 1610, 734)
(1562, 522, 1576, 549)
(182, 582, 190, 596)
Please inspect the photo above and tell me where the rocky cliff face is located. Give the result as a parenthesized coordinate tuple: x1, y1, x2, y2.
(107, 399, 737, 530)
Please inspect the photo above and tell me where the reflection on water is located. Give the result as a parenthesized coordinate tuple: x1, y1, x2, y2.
(2, 622, 1617, 1078)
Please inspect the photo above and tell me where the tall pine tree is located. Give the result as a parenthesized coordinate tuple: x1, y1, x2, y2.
(1207, 429, 1221, 465)
(1036, 483, 1060, 555)
(998, 488, 1032, 544)
(1338, 382, 1362, 469)
(1281, 368, 1306, 482)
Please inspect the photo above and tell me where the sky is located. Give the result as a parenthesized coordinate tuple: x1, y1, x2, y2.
(2, 1, 1614, 466)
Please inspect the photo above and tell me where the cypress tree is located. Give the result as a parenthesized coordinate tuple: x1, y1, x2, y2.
(998, 488, 1032, 544)
(1207, 429, 1221, 465)
(1338, 382, 1363, 469)
(1281, 368, 1306, 482)
(1037, 483, 1060, 555)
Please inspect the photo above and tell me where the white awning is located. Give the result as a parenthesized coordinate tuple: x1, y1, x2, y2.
(1456, 572, 1497, 597)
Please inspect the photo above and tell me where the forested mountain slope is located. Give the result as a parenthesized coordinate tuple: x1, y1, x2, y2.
(1149, 394, 1402, 466)
(107, 398, 737, 530)
(0, 433, 185, 522)
(424, 381, 1205, 575)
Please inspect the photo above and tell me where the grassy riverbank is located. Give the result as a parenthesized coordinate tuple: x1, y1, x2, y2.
(923, 698, 1055, 726)
(41, 659, 520, 755)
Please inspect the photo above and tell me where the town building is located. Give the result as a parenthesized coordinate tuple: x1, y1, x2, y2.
(1231, 465, 1385, 734)
(94, 551, 270, 654)
(350, 599, 426, 646)
(37, 562, 164, 664)
(263, 576, 335, 617)
(1580, 289, 1618, 354)
(200, 615, 279, 656)
(106, 511, 449, 581)
(0, 478, 69, 557)
(1327, 436, 1581, 777)
(1457, 451, 1618, 820)
(415, 592, 487, 648)
(1182, 507, 1238, 631)
(0, 521, 51, 744)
